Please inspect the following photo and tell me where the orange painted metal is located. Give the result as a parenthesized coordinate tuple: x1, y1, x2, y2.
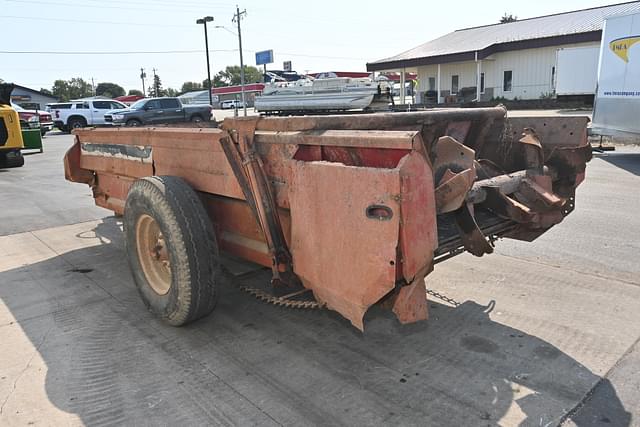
(93, 173, 133, 215)
(397, 149, 437, 283)
(64, 108, 592, 331)
(432, 136, 477, 214)
(63, 137, 94, 185)
(288, 158, 402, 330)
(390, 274, 429, 324)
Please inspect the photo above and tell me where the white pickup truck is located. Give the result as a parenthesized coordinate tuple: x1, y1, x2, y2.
(46, 98, 127, 132)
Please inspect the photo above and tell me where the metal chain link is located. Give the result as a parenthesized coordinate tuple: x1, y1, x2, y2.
(237, 285, 321, 309)
(426, 288, 461, 307)
(232, 269, 460, 310)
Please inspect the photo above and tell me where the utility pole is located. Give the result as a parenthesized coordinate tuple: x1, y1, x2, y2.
(152, 68, 158, 97)
(232, 5, 247, 116)
(91, 77, 95, 96)
(140, 68, 146, 97)
(196, 16, 215, 107)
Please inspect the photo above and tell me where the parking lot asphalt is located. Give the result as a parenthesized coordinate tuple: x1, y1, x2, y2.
(1, 132, 639, 426)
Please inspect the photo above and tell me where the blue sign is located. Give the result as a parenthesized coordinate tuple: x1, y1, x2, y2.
(255, 50, 273, 66)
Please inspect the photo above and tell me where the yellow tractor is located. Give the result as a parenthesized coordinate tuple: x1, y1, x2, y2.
(0, 83, 25, 168)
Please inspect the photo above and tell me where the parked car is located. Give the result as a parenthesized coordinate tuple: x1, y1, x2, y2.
(46, 99, 127, 132)
(104, 97, 213, 126)
(221, 99, 247, 109)
(220, 99, 246, 109)
(11, 103, 53, 136)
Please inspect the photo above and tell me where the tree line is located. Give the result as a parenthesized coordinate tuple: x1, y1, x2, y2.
(43, 65, 264, 101)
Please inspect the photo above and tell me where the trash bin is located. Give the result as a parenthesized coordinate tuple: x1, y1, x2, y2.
(21, 128, 43, 153)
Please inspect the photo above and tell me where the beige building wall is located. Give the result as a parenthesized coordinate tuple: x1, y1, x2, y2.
(415, 42, 599, 102)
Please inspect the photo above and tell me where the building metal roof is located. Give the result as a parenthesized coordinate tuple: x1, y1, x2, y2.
(11, 84, 58, 101)
(368, 1, 640, 71)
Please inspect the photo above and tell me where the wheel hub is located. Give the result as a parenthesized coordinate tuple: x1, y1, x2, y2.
(135, 214, 171, 295)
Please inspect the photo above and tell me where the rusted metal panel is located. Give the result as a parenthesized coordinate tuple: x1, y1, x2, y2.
(390, 275, 428, 324)
(231, 117, 297, 285)
(79, 143, 153, 178)
(255, 142, 297, 210)
(397, 149, 438, 282)
(64, 137, 94, 184)
(153, 135, 245, 201)
(65, 108, 593, 331)
(288, 159, 401, 330)
(74, 127, 225, 146)
(507, 116, 589, 149)
(93, 173, 134, 215)
(202, 195, 279, 268)
(248, 106, 508, 132)
(254, 129, 418, 149)
(444, 120, 472, 144)
(432, 136, 477, 214)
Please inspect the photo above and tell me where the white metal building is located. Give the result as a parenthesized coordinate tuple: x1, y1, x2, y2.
(367, 1, 640, 104)
(10, 84, 58, 110)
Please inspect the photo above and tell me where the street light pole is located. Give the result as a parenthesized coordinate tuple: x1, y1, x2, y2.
(233, 5, 247, 116)
(196, 16, 215, 106)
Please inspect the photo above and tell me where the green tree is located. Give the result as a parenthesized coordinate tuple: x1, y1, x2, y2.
(128, 89, 144, 96)
(213, 65, 263, 86)
(203, 76, 226, 88)
(500, 13, 517, 23)
(51, 78, 93, 101)
(165, 87, 179, 97)
(95, 82, 125, 98)
(181, 81, 203, 94)
(148, 74, 164, 97)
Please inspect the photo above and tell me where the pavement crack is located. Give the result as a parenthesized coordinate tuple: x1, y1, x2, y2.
(0, 326, 52, 415)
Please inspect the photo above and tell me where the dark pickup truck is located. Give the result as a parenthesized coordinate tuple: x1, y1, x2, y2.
(104, 97, 213, 127)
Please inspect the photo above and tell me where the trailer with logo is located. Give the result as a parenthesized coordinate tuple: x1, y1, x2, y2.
(591, 11, 640, 138)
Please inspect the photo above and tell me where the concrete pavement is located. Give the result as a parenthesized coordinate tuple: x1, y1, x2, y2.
(0, 133, 639, 426)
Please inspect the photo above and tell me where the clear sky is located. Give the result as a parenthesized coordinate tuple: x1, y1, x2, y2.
(0, 0, 620, 93)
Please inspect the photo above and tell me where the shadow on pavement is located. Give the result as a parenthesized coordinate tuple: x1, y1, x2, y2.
(0, 217, 631, 426)
(597, 152, 640, 176)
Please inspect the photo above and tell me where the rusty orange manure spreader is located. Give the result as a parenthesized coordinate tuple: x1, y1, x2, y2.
(64, 107, 591, 330)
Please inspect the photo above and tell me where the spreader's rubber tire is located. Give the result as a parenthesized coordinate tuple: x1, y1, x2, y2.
(124, 176, 220, 326)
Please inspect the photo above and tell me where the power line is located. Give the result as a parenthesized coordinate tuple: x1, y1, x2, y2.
(0, 49, 367, 61)
(65, 0, 235, 8)
(0, 14, 192, 28)
(0, 49, 238, 55)
(3, 0, 226, 13)
(77, 0, 234, 8)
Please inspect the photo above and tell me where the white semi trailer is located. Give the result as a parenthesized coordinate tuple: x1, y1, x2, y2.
(555, 46, 600, 97)
(591, 11, 640, 138)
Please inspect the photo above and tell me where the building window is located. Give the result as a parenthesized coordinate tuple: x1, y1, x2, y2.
(428, 77, 436, 91)
(480, 72, 485, 94)
(503, 70, 513, 92)
(451, 75, 459, 94)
